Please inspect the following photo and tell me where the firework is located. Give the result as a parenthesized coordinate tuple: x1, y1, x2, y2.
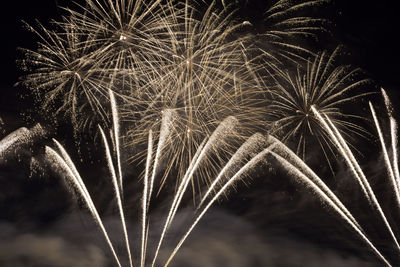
(18, 0, 333, 193)
(17, 0, 179, 133)
(265, 46, 370, 168)
(45, 89, 272, 266)
(17, 20, 113, 132)
(122, 0, 267, 191)
(267, 146, 391, 266)
(243, 0, 330, 66)
(0, 124, 45, 161)
(266, 90, 400, 266)
(63, 0, 182, 98)
(18, 0, 330, 186)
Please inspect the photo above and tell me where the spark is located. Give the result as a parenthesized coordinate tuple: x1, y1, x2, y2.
(199, 132, 267, 207)
(268, 149, 391, 267)
(267, 135, 361, 229)
(45, 145, 122, 267)
(99, 126, 133, 267)
(266, 46, 370, 166)
(312, 106, 400, 254)
(0, 124, 45, 160)
(163, 143, 277, 267)
(121, 0, 267, 191)
(369, 102, 400, 207)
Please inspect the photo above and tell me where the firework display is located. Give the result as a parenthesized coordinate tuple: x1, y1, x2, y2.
(265, 46, 370, 164)
(269, 90, 399, 266)
(1, 0, 398, 266)
(46, 90, 270, 267)
(18, 0, 330, 188)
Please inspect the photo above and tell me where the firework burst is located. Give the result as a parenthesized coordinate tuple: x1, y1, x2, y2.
(250, 0, 330, 66)
(265, 90, 400, 266)
(17, 0, 333, 189)
(265, 46, 371, 167)
(63, 0, 178, 86)
(45, 90, 271, 267)
(17, 21, 112, 131)
(122, 0, 267, 191)
(17, 0, 179, 132)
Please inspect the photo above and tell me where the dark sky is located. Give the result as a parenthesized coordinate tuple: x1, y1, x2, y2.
(1, 1, 400, 266)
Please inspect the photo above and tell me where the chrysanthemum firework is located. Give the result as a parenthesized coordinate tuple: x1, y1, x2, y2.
(265, 46, 371, 166)
(64, 0, 178, 86)
(18, 0, 332, 190)
(18, 0, 178, 132)
(17, 21, 111, 131)
(121, 1, 267, 190)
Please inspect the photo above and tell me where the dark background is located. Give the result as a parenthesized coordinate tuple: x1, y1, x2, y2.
(1, 0, 400, 266)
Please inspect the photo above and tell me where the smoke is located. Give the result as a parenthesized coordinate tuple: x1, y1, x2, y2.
(0, 219, 107, 267)
(0, 232, 106, 267)
(157, 208, 378, 267)
(0, 188, 381, 267)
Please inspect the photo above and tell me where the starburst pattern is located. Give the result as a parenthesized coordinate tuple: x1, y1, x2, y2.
(266, 46, 370, 166)
(121, 0, 267, 190)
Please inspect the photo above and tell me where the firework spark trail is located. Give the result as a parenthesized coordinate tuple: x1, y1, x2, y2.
(110, 89, 123, 192)
(0, 124, 45, 160)
(369, 102, 400, 207)
(163, 143, 277, 267)
(164, 137, 208, 224)
(327, 111, 400, 253)
(310, 106, 371, 203)
(148, 140, 208, 267)
(312, 106, 400, 254)
(381, 88, 393, 116)
(44, 146, 122, 267)
(0, 127, 29, 158)
(99, 126, 133, 267)
(141, 130, 153, 267)
(168, 116, 239, 225)
(151, 116, 238, 267)
(148, 109, 176, 208)
(167, 139, 207, 228)
(266, 47, 369, 164)
(268, 135, 361, 228)
(52, 139, 87, 193)
(263, 0, 329, 64)
(268, 151, 392, 267)
(150, 137, 205, 267)
(199, 132, 266, 208)
(391, 117, 400, 190)
(121, 0, 268, 189)
(379, 89, 400, 197)
(381, 88, 400, 201)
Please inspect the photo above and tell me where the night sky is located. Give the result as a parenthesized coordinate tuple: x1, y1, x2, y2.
(1, 0, 400, 266)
